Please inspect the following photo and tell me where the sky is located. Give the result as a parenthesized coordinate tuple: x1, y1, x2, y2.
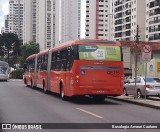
(0, 0, 9, 30)
(81, 0, 86, 38)
(0, 0, 86, 38)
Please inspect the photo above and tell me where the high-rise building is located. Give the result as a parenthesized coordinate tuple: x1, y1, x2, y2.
(60, 0, 81, 43)
(145, 0, 160, 42)
(113, 0, 146, 41)
(4, 15, 9, 33)
(85, 0, 113, 40)
(1, 27, 5, 34)
(23, 0, 60, 50)
(23, 0, 81, 51)
(23, 0, 36, 43)
(36, 0, 60, 50)
(9, 0, 24, 40)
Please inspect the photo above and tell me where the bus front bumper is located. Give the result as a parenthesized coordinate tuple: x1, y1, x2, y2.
(0, 74, 9, 80)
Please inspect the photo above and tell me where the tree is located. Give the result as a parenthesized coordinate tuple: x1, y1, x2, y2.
(0, 34, 4, 58)
(0, 33, 21, 64)
(20, 41, 40, 66)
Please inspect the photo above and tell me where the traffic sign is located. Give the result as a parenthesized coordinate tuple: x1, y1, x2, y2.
(141, 44, 152, 63)
(142, 44, 152, 53)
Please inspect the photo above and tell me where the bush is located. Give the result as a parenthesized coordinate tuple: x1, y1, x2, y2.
(10, 68, 23, 79)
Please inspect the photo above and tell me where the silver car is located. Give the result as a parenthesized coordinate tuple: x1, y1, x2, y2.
(124, 76, 160, 98)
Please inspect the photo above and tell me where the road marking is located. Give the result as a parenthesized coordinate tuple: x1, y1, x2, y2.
(76, 108, 104, 119)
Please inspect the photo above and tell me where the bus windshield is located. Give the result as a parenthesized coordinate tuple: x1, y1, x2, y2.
(78, 45, 122, 61)
(0, 64, 9, 74)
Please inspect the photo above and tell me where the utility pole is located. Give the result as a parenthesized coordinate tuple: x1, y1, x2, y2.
(134, 25, 140, 99)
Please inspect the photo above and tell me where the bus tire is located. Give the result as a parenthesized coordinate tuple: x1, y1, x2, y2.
(30, 79, 33, 88)
(30, 79, 35, 89)
(43, 80, 48, 94)
(24, 78, 28, 87)
(60, 83, 68, 101)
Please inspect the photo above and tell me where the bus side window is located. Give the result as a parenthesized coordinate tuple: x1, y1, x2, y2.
(66, 46, 74, 70)
(28, 59, 34, 71)
(37, 56, 41, 71)
(61, 49, 67, 71)
(23, 63, 27, 72)
(29, 59, 35, 71)
(51, 52, 56, 70)
(56, 50, 61, 71)
(41, 55, 46, 70)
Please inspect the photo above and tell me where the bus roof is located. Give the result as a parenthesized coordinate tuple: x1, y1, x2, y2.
(52, 39, 121, 51)
(26, 54, 37, 60)
(37, 49, 50, 56)
(79, 39, 117, 44)
(0, 61, 9, 65)
(25, 39, 121, 60)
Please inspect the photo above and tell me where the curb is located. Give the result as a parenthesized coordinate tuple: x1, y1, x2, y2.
(108, 97, 160, 110)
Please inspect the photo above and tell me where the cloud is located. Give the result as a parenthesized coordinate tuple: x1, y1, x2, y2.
(0, 0, 9, 29)
(81, 0, 86, 38)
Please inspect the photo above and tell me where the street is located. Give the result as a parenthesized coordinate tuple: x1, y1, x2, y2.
(0, 80, 160, 132)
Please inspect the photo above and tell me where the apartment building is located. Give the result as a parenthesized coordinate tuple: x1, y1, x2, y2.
(36, 0, 60, 50)
(23, 0, 36, 43)
(9, 0, 23, 40)
(23, 0, 60, 50)
(85, 0, 113, 40)
(145, 0, 160, 42)
(1, 27, 5, 34)
(23, 0, 81, 50)
(113, 0, 146, 41)
(60, 0, 81, 43)
(4, 15, 9, 33)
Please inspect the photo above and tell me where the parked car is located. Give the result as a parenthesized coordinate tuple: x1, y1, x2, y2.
(124, 76, 160, 98)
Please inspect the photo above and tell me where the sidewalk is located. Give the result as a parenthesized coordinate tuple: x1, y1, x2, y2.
(108, 95, 160, 109)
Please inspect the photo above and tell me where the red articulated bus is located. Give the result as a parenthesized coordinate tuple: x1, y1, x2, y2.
(23, 39, 124, 101)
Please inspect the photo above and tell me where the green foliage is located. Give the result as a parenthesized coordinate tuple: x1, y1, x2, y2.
(10, 68, 23, 79)
(0, 33, 21, 64)
(20, 41, 40, 65)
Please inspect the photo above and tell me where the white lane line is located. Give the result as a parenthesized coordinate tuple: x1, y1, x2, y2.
(76, 108, 104, 119)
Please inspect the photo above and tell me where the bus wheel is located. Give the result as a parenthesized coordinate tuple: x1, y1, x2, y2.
(30, 79, 35, 89)
(30, 79, 33, 88)
(24, 78, 27, 86)
(43, 80, 48, 94)
(60, 84, 68, 101)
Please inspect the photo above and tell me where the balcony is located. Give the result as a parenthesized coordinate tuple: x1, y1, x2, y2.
(149, 8, 160, 16)
(149, 0, 160, 8)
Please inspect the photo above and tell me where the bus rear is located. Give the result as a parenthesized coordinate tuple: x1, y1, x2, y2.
(70, 40, 124, 99)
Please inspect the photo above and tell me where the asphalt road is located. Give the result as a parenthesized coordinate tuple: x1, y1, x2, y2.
(0, 79, 160, 132)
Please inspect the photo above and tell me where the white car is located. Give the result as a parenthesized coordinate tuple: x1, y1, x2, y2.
(124, 76, 160, 98)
